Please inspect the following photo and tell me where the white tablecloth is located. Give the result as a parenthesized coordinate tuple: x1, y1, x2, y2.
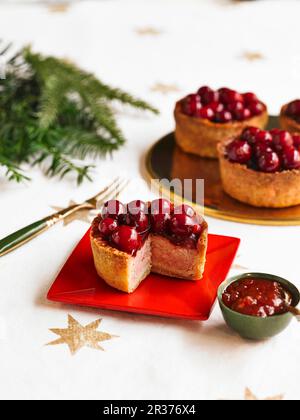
(1, 0, 300, 400)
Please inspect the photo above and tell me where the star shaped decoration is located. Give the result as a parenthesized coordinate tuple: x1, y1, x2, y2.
(241, 51, 265, 62)
(48, 3, 70, 13)
(47, 315, 117, 355)
(135, 27, 163, 36)
(51, 201, 98, 226)
(245, 388, 284, 401)
(151, 83, 180, 95)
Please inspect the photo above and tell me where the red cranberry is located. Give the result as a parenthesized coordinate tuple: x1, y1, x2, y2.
(255, 130, 273, 144)
(170, 214, 196, 237)
(182, 94, 201, 116)
(248, 101, 265, 116)
(219, 88, 243, 104)
(127, 200, 147, 215)
(215, 110, 233, 123)
(282, 147, 300, 170)
(254, 142, 273, 158)
(102, 200, 126, 219)
(198, 86, 219, 105)
(210, 101, 224, 113)
(151, 199, 172, 215)
(241, 127, 261, 144)
(151, 213, 171, 234)
(243, 92, 258, 105)
(111, 226, 142, 255)
(235, 108, 251, 121)
(258, 150, 281, 173)
(227, 101, 244, 114)
(226, 140, 252, 164)
(99, 218, 118, 238)
(293, 134, 300, 149)
(174, 204, 196, 218)
(272, 130, 293, 153)
(287, 100, 300, 118)
(182, 234, 198, 250)
(127, 212, 150, 233)
(198, 106, 215, 121)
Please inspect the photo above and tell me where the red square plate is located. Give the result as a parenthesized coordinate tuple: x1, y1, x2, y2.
(47, 230, 240, 320)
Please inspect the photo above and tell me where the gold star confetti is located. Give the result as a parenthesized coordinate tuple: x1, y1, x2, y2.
(51, 201, 98, 226)
(241, 51, 265, 62)
(245, 388, 284, 401)
(135, 27, 162, 36)
(48, 3, 70, 13)
(151, 83, 180, 95)
(47, 315, 117, 355)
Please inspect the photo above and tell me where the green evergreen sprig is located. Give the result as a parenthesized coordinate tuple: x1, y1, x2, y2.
(0, 42, 158, 183)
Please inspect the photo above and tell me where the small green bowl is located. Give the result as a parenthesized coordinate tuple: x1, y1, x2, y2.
(218, 273, 300, 341)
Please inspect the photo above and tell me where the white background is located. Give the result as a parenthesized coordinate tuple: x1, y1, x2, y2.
(0, 0, 300, 400)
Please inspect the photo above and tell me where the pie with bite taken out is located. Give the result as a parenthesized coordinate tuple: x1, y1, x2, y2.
(175, 86, 268, 158)
(91, 199, 208, 293)
(218, 127, 300, 208)
(280, 100, 300, 134)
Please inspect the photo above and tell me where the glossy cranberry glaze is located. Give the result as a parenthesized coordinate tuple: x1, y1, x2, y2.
(225, 127, 300, 172)
(222, 278, 292, 318)
(95, 200, 204, 256)
(181, 86, 266, 123)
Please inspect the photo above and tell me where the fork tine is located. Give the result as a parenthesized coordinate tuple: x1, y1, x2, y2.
(96, 179, 130, 209)
(87, 177, 121, 205)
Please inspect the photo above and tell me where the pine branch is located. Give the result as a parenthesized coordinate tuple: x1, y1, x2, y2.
(0, 44, 159, 183)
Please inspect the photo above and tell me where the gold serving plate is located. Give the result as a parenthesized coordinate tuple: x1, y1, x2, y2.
(146, 117, 300, 226)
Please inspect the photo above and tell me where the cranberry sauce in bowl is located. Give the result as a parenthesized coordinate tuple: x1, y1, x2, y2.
(222, 277, 292, 318)
(218, 273, 300, 340)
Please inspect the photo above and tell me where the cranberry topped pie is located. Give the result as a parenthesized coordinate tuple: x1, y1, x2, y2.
(218, 127, 300, 208)
(91, 199, 208, 293)
(280, 100, 300, 134)
(175, 86, 268, 158)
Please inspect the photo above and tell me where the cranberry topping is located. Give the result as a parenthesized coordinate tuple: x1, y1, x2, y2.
(241, 127, 261, 144)
(286, 100, 300, 120)
(215, 110, 233, 123)
(258, 149, 281, 173)
(102, 200, 126, 219)
(243, 92, 258, 104)
(226, 127, 300, 174)
(293, 134, 300, 149)
(170, 214, 199, 238)
(181, 86, 265, 122)
(226, 140, 252, 164)
(198, 106, 215, 121)
(222, 278, 292, 318)
(97, 199, 204, 255)
(248, 101, 265, 116)
(198, 86, 219, 105)
(99, 218, 118, 238)
(111, 226, 142, 255)
(182, 94, 201, 116)
(271, 130, 293, 153)
(151, 198, 172, 215)
(235, 108, 251, 122)
(282, 147, 300, 170)
(151, 213, 171, 234)
(174, 204, 196, 218)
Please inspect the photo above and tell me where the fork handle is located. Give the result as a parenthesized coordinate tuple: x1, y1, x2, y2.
(0, 218, 52, 257)
(0, 203, 93, 258)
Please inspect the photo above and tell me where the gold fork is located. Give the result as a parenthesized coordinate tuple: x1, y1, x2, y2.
(0, 178, 128, 257)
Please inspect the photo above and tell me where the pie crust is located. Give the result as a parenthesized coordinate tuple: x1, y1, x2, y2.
(90, 216, 208, 293)
(218, 140, 300, 208)
(174, 101, 269, 159)
(280, 104, 300, 134)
